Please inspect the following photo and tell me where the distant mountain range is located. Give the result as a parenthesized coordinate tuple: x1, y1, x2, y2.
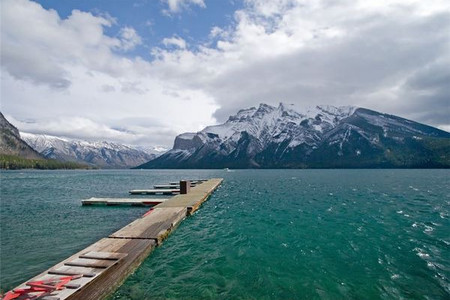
(21, 133, 165, 169)
(138, 103, 450, 169)
(0, 112, 43, 160)
(0, 112, 166, 169)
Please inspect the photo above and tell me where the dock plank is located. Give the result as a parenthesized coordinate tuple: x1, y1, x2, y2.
(82, 197, 168, 206)
(68, 239, 155, 300)
(153, 183, 199, 189)
(79, 251, 127, 260)
(129, 189, 179, 195)
(109, 207, 187, 243)
(155, 178, 223, 214)
(48, 266, 98, 278)
(11, 273, 90, 300)
(65, 258, 116, 269)
(10, 238, 156, 300)
(153, 184, 180, 189)
(169, 179, 206, 185)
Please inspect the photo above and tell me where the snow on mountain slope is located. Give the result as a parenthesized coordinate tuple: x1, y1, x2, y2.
(21, 132, 165, 168)
(174, 103, 357, 154)
(139, 103, 450, 169)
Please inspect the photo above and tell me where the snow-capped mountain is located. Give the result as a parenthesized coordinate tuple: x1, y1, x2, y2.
(138, 103, 450, 169)
(22, 132, 166, 169)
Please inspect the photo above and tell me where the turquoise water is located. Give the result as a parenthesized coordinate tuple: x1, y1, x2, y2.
(1, 170, 449, 299)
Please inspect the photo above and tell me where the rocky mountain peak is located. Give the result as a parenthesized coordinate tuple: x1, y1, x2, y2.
(0, 112, 20, 138)
(0, 113, 43, 159)
(139, 103, 449, 169)
(21, 132, 164, 168)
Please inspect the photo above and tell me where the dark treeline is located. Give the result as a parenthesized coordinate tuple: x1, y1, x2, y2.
(0, 155, 90, 170)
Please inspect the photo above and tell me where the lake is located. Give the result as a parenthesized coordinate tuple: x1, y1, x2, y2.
(1, 169, 449, 299)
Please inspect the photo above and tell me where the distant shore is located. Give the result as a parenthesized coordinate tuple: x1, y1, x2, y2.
(0, 154, 90, 170)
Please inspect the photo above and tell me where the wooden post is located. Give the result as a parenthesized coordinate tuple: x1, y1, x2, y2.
(180, 180, 190, 194)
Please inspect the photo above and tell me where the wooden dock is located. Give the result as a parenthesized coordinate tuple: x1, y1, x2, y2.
(5, 178, 223, 300)
(153, 184, 180, 189)
(169, 179, 206, 185)
(81, 198, 169, 206)
(129, 189, 180, 195)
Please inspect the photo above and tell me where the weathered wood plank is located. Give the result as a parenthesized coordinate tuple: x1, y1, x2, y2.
(48, 266, 98, 278)
(10, 273, 91, 300)
(79, 251, 127, 261)
(129, 189, 180, 195)
(109, 207, 187, 243)
(169, 179, 206, 185)
(82, 197, 168, 206)
(65, 258, 116, 269)
(48, 268, 97, 277)
(155, 178, 223, 214)
(153, 184, 180, 189)
(67, 239, 156, 300)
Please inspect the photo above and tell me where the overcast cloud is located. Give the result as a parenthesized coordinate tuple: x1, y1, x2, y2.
(1, 0, 449, 147)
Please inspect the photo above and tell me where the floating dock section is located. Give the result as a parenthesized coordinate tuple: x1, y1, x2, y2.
(5, 178, 223, 300)
(81, 198, 169, 206)
(129, 189, 180, 195)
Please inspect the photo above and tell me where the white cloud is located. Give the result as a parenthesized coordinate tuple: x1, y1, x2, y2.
(150, 0, 450, 127)
(0, 0, 124, 88)
(118, 27, 142, 51)
(163, 0, 206, 14)
(209, 26, 225, 39)
(11, 115, 132, 141)
(244, 0, 295, 18)
(0, 0, 218, 147)
(1, 67, 218, 146)
(1, 0, 449, 150)
(162, 36, 187, 49)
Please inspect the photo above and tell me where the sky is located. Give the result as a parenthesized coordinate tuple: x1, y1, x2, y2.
(1, 0, 449, 148)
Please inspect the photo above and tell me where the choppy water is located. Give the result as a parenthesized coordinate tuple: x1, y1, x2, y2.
(1, 170, 449, 299)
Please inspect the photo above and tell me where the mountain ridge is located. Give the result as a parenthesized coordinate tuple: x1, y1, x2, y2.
(22, 132, 165, 169)
(138, 103, 450, 169)
(0, 112, 43, 160)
